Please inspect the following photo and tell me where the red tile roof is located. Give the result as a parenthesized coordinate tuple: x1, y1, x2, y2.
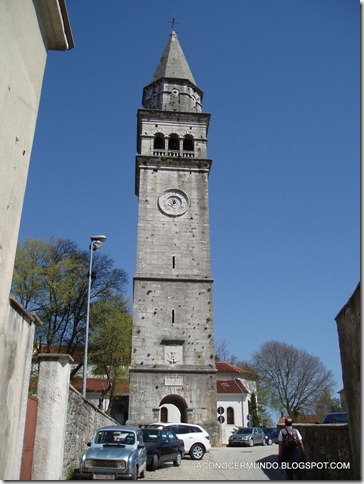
(216, 362, 257, 379)
(71, 378, 129, 394)
(216, 379, 249, 394)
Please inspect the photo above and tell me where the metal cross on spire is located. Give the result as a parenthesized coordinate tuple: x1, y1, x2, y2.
(168, 16, 179, 31)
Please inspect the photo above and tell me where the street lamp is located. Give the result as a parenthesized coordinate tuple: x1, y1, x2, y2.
(82, 235, 107, 398)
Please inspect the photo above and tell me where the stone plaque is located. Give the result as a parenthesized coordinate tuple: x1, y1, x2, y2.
(165, 377, 183, 386)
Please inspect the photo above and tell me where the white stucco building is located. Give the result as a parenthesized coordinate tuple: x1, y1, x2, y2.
(215, 362, 257, 444)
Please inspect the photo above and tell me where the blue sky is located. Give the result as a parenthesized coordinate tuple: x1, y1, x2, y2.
(19, 0, 359, 397)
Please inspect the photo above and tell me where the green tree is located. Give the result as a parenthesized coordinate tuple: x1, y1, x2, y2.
(250, 392, 260, 427)
(12, 237, 128, 355)
(314, 388, 345, 417)
(252, 340, 334, 420)
(89, 296, 132, 412)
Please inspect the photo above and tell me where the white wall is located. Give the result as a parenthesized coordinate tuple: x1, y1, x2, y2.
(217, 392, 252, 444)
(0, 1, 73, 478)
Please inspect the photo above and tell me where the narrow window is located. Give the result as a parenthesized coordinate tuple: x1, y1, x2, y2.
(172, 309, 175, 324)
(154, 134, 165, 150)
(183, 135, 194, 151)
(161, 407, 168, 423)
(168, 134, 179, 151)
(227, 407, 235, 425)
(172, 256, 175, 269)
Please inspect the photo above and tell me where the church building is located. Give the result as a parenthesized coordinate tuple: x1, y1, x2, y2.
(127, 29, 219, 444)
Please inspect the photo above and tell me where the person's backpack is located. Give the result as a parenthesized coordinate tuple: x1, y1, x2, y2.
(282, 427, 299, 449)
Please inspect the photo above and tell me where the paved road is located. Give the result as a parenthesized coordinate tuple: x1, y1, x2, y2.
(144, 444, 285, 480)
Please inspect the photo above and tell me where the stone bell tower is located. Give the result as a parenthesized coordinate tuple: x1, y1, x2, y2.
(128, 29, 219, 444)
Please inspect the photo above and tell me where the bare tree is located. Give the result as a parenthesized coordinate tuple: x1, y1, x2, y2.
(252, 341, 334, 419)
(215, 338, 232, 362)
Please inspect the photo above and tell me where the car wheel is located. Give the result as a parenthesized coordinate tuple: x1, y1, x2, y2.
(249, 438, 254, 447)
(149, 454, 159, 471)
(267, 438, 273, 445)
(190, 443, 205, 460)
(173, 451, 182, 467)
(139, 467, 145, 479)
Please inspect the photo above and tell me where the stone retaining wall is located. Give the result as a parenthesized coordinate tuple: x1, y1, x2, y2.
(292, 424, 352, 480)
(62, 386, 117, 479)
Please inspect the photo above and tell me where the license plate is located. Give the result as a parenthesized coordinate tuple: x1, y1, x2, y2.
(93, 474, 115, 480)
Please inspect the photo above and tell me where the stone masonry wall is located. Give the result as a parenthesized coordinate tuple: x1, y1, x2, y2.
(286, 424, 352, 479)
(335, 282, 360, 480)
(135, 167, 211, 278)
(62, 386, 117, 479)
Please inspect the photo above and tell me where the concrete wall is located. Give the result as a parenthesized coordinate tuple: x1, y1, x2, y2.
(32, 354, 74, 480)
(0, 4, 47, 474)
(2, 299, 39, 479)
(0, 1, 73, 479)
(335, 282, 361, 480)
(31, 355, 117, 480)
(293, 423, 352, 480)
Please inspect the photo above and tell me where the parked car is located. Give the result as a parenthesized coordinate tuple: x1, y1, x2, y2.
(228, 427, 265, 447)
(321, 412, 348, 424)
(141, 427, 185, 470)
(262, 427, 279, 445)
(147, 423, 210, 460)
(78, 425, 147, 480)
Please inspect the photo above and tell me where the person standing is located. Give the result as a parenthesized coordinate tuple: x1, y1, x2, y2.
(278, 417, 304, 480)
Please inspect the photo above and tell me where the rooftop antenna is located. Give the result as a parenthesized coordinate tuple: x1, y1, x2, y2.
(168, 16, 179, 31)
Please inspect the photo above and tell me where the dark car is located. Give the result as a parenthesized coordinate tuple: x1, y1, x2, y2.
(141, 427, 185, 471)
(263, 427, 279, 445)
(321, 412, 348, 424)
(78, 426, 147, 480)
(228, 427, 265, 447)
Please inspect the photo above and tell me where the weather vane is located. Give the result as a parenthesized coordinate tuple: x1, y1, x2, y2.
(168, 16, 179, 31)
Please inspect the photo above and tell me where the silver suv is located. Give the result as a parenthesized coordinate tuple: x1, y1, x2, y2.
(148, 423, 210, 460)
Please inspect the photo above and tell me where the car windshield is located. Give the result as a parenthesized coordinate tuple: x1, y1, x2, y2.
(95, 430, 135, 445)
(236, 428, 253, 435)
(141, 430, 161, 443)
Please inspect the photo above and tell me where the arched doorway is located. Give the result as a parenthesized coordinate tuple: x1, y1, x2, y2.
(159, 394, 188, 423)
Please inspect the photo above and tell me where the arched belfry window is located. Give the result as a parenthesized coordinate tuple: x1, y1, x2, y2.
(154, 133, 165, 150)
(168, 134, 179, 151)
(161, 406, 168, 423)
(183, 135, 194, 152)
(227, 407, 235, 424)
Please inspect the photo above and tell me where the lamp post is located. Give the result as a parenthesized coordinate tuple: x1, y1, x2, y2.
(82, 235, 107, 398)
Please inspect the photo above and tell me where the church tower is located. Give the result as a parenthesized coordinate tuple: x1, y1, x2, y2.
(128, 30, 219, 444)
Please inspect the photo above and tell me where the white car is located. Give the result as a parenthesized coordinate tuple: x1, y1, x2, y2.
(147, 423, 210, 460)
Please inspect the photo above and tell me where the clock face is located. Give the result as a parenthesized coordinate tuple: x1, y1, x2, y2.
(158, 189, 189, 216)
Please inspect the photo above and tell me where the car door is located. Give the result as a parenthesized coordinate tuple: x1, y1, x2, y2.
(252, 428, 259, 444)
(159, 430, 173, 464)
(137, 431, 147, 467)
(166, 430, 179, 460)
(255, 428, 263, 444)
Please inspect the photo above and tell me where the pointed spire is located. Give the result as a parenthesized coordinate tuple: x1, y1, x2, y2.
(151, 31, 196, 85)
